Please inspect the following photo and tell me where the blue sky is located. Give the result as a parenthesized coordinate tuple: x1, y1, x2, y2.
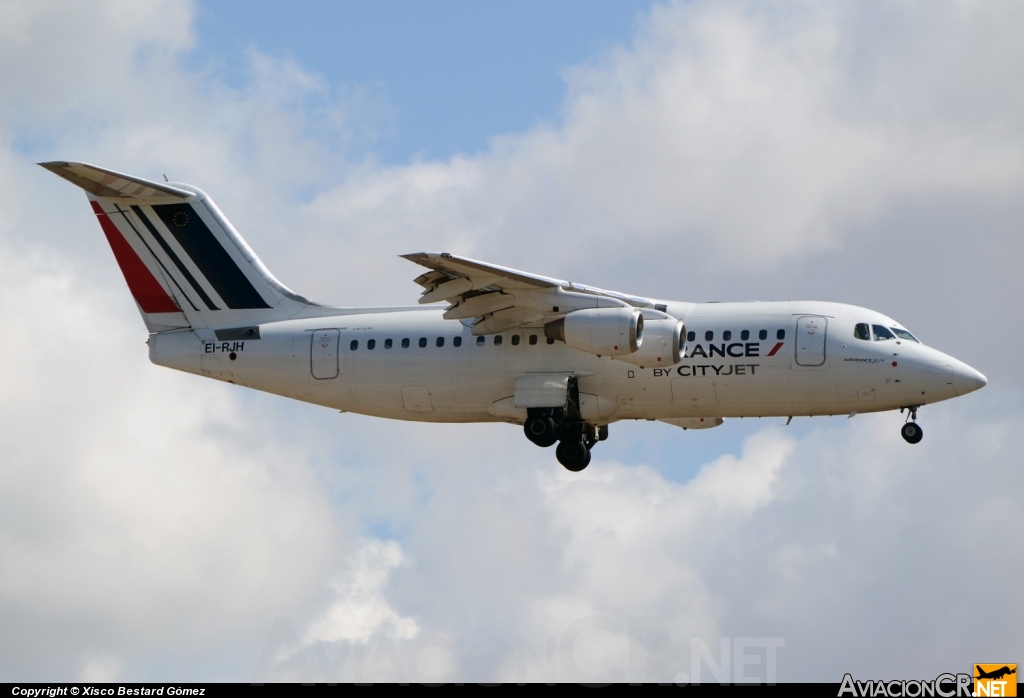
(194, 0, 654, 163)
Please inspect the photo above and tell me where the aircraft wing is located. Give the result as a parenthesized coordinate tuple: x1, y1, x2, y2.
(401, 252, 660, 335)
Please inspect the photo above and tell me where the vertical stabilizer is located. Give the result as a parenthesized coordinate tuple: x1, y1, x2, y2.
(40, 162, 319, 332)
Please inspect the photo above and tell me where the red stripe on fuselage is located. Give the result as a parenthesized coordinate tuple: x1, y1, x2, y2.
(90, 201, 180, 314)
(766, 341, 784, 357)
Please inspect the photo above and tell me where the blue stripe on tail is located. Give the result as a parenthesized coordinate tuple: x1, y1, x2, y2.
(152, 203, 271, 310)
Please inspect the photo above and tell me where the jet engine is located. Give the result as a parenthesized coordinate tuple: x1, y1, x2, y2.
(616, 318, 684, 367)
(544, 307, 642, 356)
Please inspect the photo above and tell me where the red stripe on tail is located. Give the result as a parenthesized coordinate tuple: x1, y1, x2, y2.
(767, 341, 784, 357)
(90, 201, 180, 314)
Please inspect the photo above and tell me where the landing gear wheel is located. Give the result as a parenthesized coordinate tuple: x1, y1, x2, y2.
(556, 439, 591, 472)
(901, 422, 923, 444)
(524, 416, 558, 447)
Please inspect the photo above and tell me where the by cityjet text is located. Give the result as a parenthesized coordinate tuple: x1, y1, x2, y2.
(839, 673, 974, 698)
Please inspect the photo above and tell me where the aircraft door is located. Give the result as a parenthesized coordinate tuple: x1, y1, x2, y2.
(311, 329, 340, 379)
(795, 316, 827, 367)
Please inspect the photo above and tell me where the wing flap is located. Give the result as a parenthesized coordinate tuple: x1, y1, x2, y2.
(402, 251, 659, 334)
(442, 291, 516, 320)
(412, 269, 453, 290)
(419, 278, 472, 304)
(472, 307, 545, 335)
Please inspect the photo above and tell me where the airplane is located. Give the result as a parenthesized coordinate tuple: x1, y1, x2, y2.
(40, 162, 988, 471)
(975, 666, 1016, 681)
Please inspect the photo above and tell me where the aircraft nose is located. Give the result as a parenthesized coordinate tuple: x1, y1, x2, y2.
(952, 363, 988, 396)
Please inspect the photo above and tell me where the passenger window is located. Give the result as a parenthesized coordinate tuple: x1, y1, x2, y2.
(872, 325, 895, 341)
(401, 338, 410, 348)
(891, 328, 919, 343)
(853, 323, 870, 341)
(494, 335, 503, 346)
(547, 337, 555, 345)
(741, 330, 749, 340)
(529, 334, 537, 345)
(384, 338, 393, 349)
(367, 339, 376, 350)
(723, 330, 732, 341)
(436, 337, 444, 347)
(777, 329, 786, 340)
(687, 331, 695, 342)
(759, 329, 768, 340)
(476, 336, 485, 346)
(454, 336, 462, 347)
(418, 337, 427, 348)
(350, 340, 358, 350)
(511, 335, 520, 346)
(705, 331, 714, 341)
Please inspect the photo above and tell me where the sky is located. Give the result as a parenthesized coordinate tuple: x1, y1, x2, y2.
(0, 0, 1022, 683)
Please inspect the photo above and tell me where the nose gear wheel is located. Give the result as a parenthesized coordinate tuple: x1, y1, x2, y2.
(899, 406, 923, 444)
(901, 422, 923, 444)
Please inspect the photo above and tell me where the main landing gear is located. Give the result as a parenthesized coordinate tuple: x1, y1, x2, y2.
(556, 437, 591, 472)
(524, 409, 608, 471)
(523, 378, 608, 471)
(524, 412, 559, 448)
(900, 406, 923, 444)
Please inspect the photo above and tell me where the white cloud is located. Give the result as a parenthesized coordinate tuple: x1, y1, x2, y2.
(79, 655, 123, 683)
(0, 252, 342, 678)
(304, 539, 419, 644)
(687, 430, 792, 511)
(0, 0, 1020, 682)
(283, 0, 1024, 309)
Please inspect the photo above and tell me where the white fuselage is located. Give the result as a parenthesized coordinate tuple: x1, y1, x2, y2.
(149, 300, 985, 425)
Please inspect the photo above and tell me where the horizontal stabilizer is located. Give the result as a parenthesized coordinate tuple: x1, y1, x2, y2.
(38, 162, 193, 202)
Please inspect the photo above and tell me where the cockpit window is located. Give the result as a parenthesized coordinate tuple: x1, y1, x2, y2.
(872, 325, 895, 341)
(891, 328, 919, 343)
(853, 323, 870, 340)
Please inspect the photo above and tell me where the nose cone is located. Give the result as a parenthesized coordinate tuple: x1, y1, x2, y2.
(952, 363, 988, 396)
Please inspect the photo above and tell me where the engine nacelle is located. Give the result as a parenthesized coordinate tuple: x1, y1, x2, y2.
(616, 318, 684, 367)
(545, 307, 642, 356)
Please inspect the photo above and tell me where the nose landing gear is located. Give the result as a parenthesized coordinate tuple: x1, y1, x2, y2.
(901, 422, 923, 444)
(900, 406, 923, 444)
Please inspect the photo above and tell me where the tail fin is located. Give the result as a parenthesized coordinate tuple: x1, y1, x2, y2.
(40, 162, 318, 332)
